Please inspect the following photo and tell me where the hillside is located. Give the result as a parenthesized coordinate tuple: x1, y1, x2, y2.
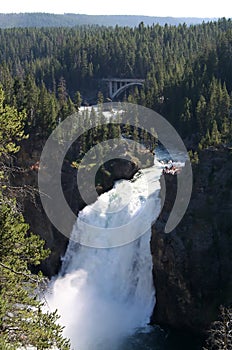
(0, 13, 218, 28)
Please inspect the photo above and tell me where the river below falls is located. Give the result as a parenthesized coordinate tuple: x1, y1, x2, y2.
(119, 326, 204, 350)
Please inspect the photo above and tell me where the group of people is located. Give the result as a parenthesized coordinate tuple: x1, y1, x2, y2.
(162, 160, 180, 175)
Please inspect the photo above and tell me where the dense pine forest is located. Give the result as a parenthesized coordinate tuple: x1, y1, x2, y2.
(0, 18, 232, 348)
(0, 18, 231, 147)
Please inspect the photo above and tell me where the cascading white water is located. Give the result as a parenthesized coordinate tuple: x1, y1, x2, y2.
(47, 159, 164, 350)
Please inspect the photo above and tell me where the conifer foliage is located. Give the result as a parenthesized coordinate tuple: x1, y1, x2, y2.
(0, 86, 70, 349)
(204, 306, 232, 350)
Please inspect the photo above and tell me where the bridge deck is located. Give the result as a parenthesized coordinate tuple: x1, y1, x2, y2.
(103, 78, 145, 82)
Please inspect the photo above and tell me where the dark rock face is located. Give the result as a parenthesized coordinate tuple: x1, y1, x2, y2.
(151, 147, 232, 334)
(16, 160, 78, 277)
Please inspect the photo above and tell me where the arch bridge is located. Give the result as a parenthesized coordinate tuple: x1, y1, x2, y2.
(103, 78, 145, 99)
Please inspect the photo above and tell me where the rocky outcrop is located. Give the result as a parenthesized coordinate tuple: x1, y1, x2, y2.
(151, 147, 232, 334)
(13, 158, 78, 277)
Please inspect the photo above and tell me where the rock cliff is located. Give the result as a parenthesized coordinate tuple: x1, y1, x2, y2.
(151, 147, 232, 334)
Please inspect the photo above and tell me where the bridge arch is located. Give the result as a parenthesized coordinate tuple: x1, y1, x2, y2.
(103, 78, 145, 100)
(111, 82, 143, 99)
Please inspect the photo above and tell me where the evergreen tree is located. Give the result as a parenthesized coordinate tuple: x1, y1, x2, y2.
(0, 86, 70, 349)
(74, 90, 82, 111)
(0, 197, 70, 350)
(196, 95, 207, 135)
(204, 306, 232, 350)
(211, 120, 221, 145)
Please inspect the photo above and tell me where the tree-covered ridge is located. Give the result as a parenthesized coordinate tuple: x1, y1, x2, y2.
(0, 19, 231, 147)
(0, 13, 217, 29)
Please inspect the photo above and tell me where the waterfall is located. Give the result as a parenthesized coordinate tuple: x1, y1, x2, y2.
(47, 160, 163, 350)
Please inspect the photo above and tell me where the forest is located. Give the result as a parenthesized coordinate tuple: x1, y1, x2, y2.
(0, 18, 232, 348)
(0, 18, 231, 148)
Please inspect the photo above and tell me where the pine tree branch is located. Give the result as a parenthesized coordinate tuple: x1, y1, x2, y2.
(0, 262, 39, 283)
(0, 262, 53, 313)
